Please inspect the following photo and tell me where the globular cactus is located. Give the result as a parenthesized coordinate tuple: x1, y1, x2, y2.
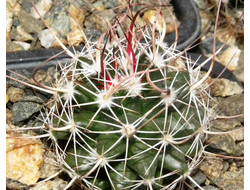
(14, 7, 212, 190)
(37, 12, 212, 190)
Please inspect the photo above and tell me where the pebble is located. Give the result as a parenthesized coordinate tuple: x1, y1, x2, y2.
(15, 25, 34, 41)
(66, 28, 84, 46)
(18, 10, 45, 34)
(199, 158, 223, 178)
(217, 45, 241, 71)
(39, 151, 60, 179)
(7, 41, 26, 51)
(68, 3, 85, 29)
(6, 108, 13, 124)
(209, 78, 243, 97)
(190, 170, 207, 187)
(211, 168, 244, 190)
(38, 28, 59, 49)
(50, 11, 71, 37)
(8, 69, 32, 89)
(12, 41, 31, 50)
(206, 135, 235, 155)
(230, 127, 244, 141)
(216, 94, 244, 123)
(6, 4, 14, 33)
(210, 118, 241, 132)
(30, 0, 53, 19)
(7, 0, 22, 16)
(7, 86, 24, 103)
(6, 178, 29, 189)
(12, 95, 44, 125)
(235, 141, 244, 156)
(233, 44, 244, 83)
(6, 131, 44, 185)
(34, 69, 54, 85)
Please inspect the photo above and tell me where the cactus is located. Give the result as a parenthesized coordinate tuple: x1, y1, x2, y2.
(7, 4, 217, 190)
(27, 9, 214, 189)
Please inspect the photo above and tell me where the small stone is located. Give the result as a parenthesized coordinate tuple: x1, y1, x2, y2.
(142, 9, 178, 34)
(12, 41, 31, 50)
(235, 160, 244, 168)
(229, 162, 238, 172)
(7, 41, 26, 51)
(6, 4, 14, 33)
(7, 86, 24, 103)
(235, 141, 244, 157)
(34, 69, 54, 85)
(15, 25, 34, 41)
(210, 118, 241, 132)
(68, 3, 85, 26)
(222, 161, 230, 172)
(8, 69, 32, 89)
(190, 170, 207, 187)
(6, 108, 13, 124)
(66, 27, 84, 46)
(217, 45, 241, 71)
(30, 0, 53, 19)
(50, 11, 71, 37)
(194, 0, 208, 9)
(7, 0, 22, 16)
(39, 151, 60, 179)
(93, 9, 116, 31)
(211, 168, 244, 190)
(6, 94, 9, 104)
(6, 132, 44, 185)
(6, 178, 29, 189)
(38, 28, 59, 49)
(12, 96, 44, 125)
(209, 78, 243, 97)
(206, 135, 235, 155)
(233, 44, 244, 83)
(84, 28, 102, 40)
(216, 94, 244, 123)
(199, 10, 214, 32)
(18, 10, 45, 33)
(199, 158, 223, 178)
(47, 67, 58, 79)
(230, 127, 244, 141)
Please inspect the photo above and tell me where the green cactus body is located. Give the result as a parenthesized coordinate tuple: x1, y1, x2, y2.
(48, 40, 209, 189)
